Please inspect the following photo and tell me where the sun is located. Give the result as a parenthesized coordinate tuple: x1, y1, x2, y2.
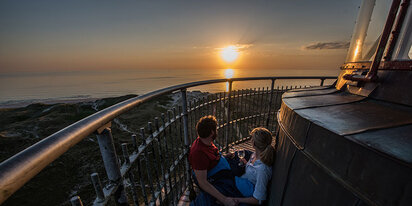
(221, 45, 239, 63)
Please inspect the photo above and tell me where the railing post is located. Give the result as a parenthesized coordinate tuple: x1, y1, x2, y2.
(96, 127, 128, 206)
(225, 80, 233, 151)
(147, 122, 163, 205)
(180, 89, 195, 197)
(320, 78, 325, 86)
(140, 128, 157, 204)
(154, 118, 165, 171)
(181, 89, 190, 147)
(121, 143, 139, 206)
(266, 79, 276, 128)
(131, 134, 138, 151)
(91, 173, 105, 202)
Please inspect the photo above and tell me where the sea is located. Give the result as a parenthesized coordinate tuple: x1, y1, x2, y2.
(0, 68, 339, 108)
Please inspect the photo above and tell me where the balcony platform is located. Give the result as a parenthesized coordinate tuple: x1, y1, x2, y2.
(269, 85, 412, 206)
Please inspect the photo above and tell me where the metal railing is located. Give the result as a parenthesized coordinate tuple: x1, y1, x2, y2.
(0, 76, 336, 206)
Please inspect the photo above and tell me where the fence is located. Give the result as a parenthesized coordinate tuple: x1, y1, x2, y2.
(0, 76, 336, 206)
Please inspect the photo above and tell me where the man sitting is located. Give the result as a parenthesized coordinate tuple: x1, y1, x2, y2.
(189, 115, 238, 206)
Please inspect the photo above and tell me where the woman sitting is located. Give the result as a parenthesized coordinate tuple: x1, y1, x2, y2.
(233, 127, 275, 205)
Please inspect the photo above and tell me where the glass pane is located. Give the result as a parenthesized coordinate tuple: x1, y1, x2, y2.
(393, 4, 412, 60)
(345, 0, 392, 63)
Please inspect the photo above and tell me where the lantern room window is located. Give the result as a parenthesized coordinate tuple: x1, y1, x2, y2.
(346, 0, 392, 63)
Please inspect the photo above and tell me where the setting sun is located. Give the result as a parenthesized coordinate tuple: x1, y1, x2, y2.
(221, 45, 239, 63)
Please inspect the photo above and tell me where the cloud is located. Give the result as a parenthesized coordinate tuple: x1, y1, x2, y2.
(214, 44, 254, 51)
(235, 44, 253, 50)
(303, 41, 350, 50)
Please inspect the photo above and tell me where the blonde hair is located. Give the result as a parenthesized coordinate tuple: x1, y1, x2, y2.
(251, 127, 275, 166)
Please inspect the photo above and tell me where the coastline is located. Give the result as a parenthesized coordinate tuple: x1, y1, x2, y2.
(0, 89, 208, 109)
(0, 97, 101, 109)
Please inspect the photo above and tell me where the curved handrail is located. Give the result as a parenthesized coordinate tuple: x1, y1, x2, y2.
(0, 76, 336, 203)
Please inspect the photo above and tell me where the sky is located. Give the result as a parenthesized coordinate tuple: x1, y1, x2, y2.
(0, 0, 362, 73)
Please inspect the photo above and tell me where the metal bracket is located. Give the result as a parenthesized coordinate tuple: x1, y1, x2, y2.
(96, 122, 112, 134)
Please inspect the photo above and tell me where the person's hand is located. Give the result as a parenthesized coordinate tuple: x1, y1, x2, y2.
(240, 158, 247, 165)
(222, 197, 238, 206)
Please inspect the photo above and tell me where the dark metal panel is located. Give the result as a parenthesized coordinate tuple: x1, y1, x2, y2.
(347, 124, 412, 165)
(279, 107, 412, 205)
(346, 81, 379, 97)
(281, 152, 358, 206)
(282, 88, 338, 98)
(369, 70, 412, 106)
(304, 124, 355, 181)
(278, 103, 311, 149)
(283, 92, 365, 110)
(277, 82, 412, 206)
(304, 123, 412, 206)
(296, 100, 412, 136)
(267, 130, 297, 206)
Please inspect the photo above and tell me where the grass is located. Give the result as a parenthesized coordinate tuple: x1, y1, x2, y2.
(0, 94, 174, 206)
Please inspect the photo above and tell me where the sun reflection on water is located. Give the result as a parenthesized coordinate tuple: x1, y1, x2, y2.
(224, 68, 234, 79)
(224, 68, 235, 92)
